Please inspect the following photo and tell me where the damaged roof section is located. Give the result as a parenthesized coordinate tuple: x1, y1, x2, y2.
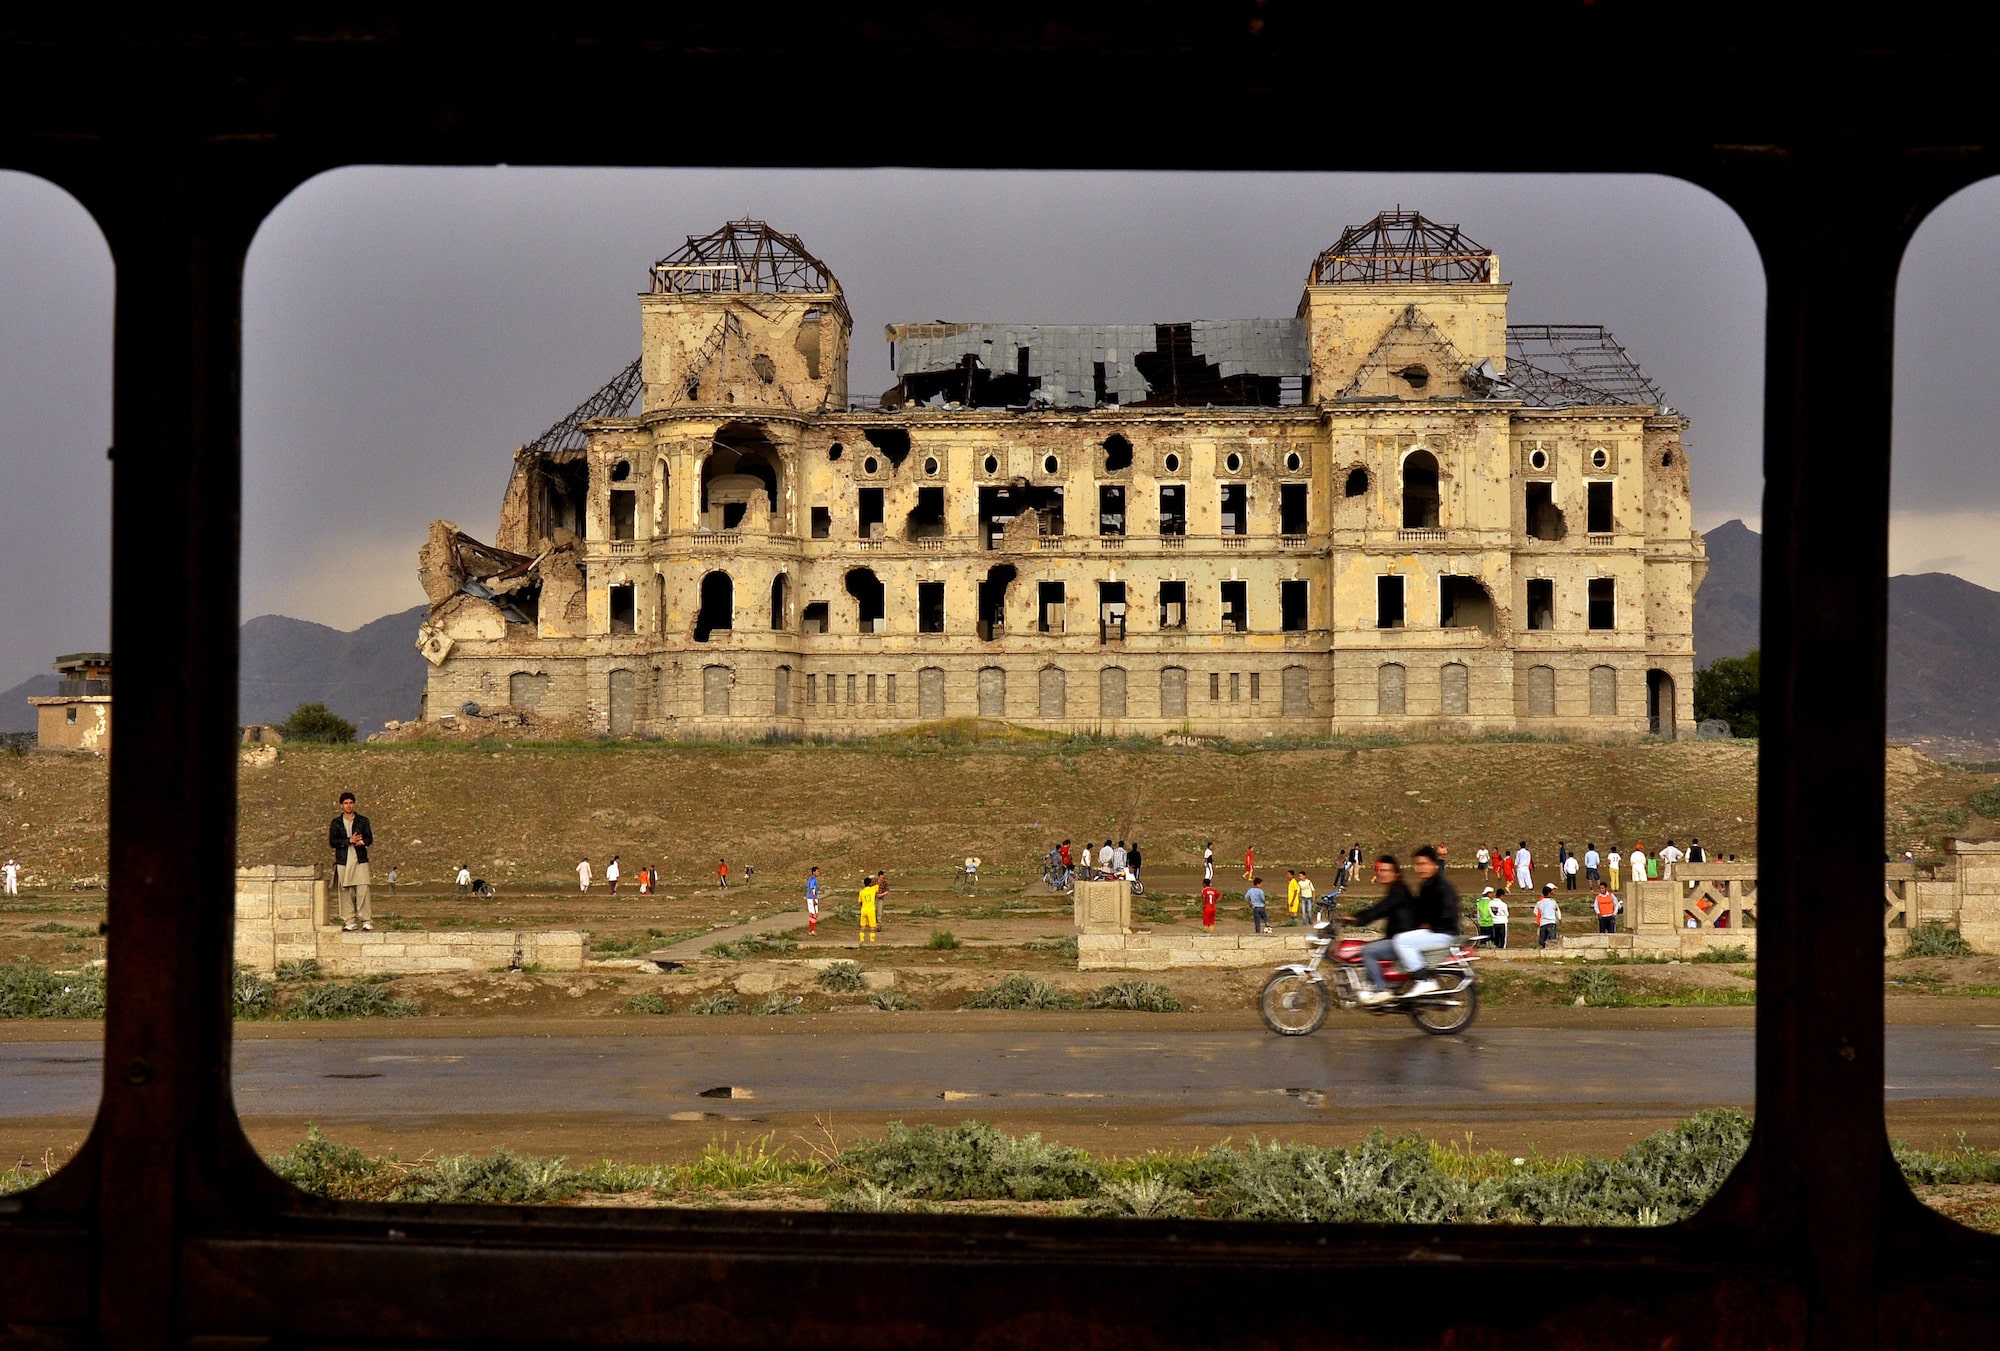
(885, 319, 1306, 410)
(1308, 209, 1497, 286)
(1503, 325, 1667, 409)
(650, 218, 848, 320)
(526, 357, 643, 454)
(418, 521, 543, 619)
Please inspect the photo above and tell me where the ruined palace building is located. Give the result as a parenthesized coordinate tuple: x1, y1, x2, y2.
(416, 211, 1707, 738)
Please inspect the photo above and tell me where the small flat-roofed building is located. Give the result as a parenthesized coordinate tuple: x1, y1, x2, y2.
(29, 652, 113, 752)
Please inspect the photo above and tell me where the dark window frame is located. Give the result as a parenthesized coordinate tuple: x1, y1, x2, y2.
(20, 18, 1954, 1350)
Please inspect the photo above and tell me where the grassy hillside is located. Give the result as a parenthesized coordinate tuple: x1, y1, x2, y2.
(4, 733, 1992, 893)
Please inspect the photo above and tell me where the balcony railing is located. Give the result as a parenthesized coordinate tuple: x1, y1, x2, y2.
(606, 540, 637, 555)
(1586, 532, 1616, 546)
(1397, 527, 1447, 542)
(1219, 534, 1249, 548)
(1281, 534, 1310, 549)
(58, 679, 110, 697)
(1035, 536, 1066, 551)
(685, 531, 743, 554)
(1160, 533, 1186, 546)
(1098, 536, 1127, 550)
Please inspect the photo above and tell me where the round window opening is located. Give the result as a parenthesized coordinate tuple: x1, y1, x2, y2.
(863, 456, 880, 474)
(1529, 449, 1548, 470)
(983, 454, 999, 475)
(924, 456, 940, 475)
(1164, 452, 1181, 474)
(828, 444, 844, 461)
(1043, 454, 1059, 474)
(1285, 451, 1302, 472)
(1592, 448, 1609, 469)
(1225, 452, 1243, 473)
(610, 459, 631, 481)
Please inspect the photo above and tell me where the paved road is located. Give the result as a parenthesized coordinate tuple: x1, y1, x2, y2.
(6, 1026, 1996, 1126)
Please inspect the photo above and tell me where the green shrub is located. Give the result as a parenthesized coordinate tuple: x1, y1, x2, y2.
(265, 1125, 398, 1201)
(1969, 784, 2000, 819)
(868, 989, 917, 1011)
(1084, 979, 1183, 1012)
(27, 922, 92, 936)
(278, 979, 419, 1020)
(1567, 967, 1627, 1007)
(756, 992, 805, 1015)
(1023, 935, 1080, 961)
(275, 958, 323, 982)
(397, 1149, 579, 1205)
(908, 904, 941, 918)
(817, 961, 867, 993)
(233, 965, 278, 1019)
(687, 993, 742, 1015)
(926, 929, 960, 950)
(703, 932, 800, 960)
(276, 700, 356, 745)
(964, 976, 1080, 1010)
(1690, 945, 1751, 964)
(836, 1121, 1102, 1201)
(623, 992, 670, 1014)
(1085, 1175, 1196, 1218)
(828, 901, 861, 925)
(0, 958, 105, 1018)
(1905, 922, 1976, 958)
(591, 933, 663, 959)
(827, 1181, 918, 1213)
(1894, 1134, 2000, 1185)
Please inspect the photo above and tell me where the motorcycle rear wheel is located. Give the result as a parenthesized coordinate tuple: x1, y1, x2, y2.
(1260, 971, 1328, 1036)
(1407, 977, 1479, 1035)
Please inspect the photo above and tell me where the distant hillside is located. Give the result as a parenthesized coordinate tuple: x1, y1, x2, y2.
(1694, 519, 2000, 746)
(0, 674, 57, 734)
(239, 605, 429, 734)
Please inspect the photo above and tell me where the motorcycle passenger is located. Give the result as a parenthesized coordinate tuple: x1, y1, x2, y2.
(1391, 845, 1462, 998)
(1342, 856, 1420, 1007)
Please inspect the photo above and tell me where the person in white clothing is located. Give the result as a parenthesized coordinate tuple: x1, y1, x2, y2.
(1513, 841, 1533, 892)
(606, 855, 622, 894)
(1629, 846, 1649, 888)
(1658, 840, 1684, 878)
(1203, 842, 1215, 884)
(456, 864, 472, 893)
(1487, 892, 1510, 949)
(1563, 852, 1580, 890)
(1608, 848, 1623, 891)
(1098, 840, 1115, 876)
(577, 857, 592, 892)
(1534, 885, 1561, 948)
(2, 859, 17, 896)
(1475, 845, 1491, 878)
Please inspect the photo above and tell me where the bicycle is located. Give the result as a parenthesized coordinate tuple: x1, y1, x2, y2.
(1040, 857, 1074, 893)
(952, 858, 981, 896)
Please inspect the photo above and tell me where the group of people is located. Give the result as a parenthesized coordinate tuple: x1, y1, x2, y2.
(1474, 837, 1713, 893)
(1046, 838, 1144, 889)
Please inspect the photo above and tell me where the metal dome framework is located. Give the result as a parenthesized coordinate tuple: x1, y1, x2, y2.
(1309, 208, 1496, 285)
(649, 218, 844, 313)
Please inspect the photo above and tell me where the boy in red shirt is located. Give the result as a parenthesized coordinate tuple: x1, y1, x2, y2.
(1200, 882, 1220, 931)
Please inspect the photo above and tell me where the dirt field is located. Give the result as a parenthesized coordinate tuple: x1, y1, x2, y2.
(0, 733, 1991, 896)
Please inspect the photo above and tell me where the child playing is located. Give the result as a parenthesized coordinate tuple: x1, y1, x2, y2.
(805, 866, 820, 935)
(1200, 881, 1220, 932)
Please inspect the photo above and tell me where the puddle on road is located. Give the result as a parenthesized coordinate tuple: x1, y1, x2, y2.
(322, 1073, 382, 1080)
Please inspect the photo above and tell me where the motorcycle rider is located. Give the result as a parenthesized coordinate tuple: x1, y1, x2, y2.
(1392, 845, 1462, 997)
(1341, 855, 1420, 1006)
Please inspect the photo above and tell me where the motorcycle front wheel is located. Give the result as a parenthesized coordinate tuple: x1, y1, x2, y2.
(1407, 977, 1479, 1035)
(1260, 971, 1328, 1036)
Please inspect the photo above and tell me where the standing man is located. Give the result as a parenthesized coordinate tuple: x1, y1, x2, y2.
(1112, 839, 1129, 878)
(2, 858, 17, 896)
(1488, 889, 1510, 949)
(1203, 841, 1215, 885)
(1583, 842, 1601, 886)
(607, 855, 622, 894)
(1475, 844, 1491, 880)
(1245, 876, 1268, 934)
(1297, 870, 1316, 925)
(456, 863, 472, 894)
(1607, 847, 1622, 893)
(1475, 887, 1496, 945)
(1200, 878, 1220, 932)
(1059, 839, 1074, 882)
(1127, 840, 1143, 888)
(1514, 841, 1533, 893)
(1285, 869, 1301, 925)
(1629, 844, 1649, 892)
(1534, 884, 1561, 949)
(1593, 879, 1619, 933)
(1688, 837, 1708, 865)
(805, 866, 820, 935)
(328, 792, 374, 933)
(1563, 851, 1580, 891)
(1098, 840, 1115, 879)
(857, 873, 879, 944)
(1658, 839, 1684, 879)
(717, 858, 729, 889)
(576, 857, 592, 893)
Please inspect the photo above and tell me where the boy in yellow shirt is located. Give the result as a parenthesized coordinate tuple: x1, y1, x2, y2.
(857, 875, 879, 944)
(1285, 869, 1302, 925)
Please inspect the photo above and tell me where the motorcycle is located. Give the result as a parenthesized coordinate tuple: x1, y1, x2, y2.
(1260, 919, 1481, 1036)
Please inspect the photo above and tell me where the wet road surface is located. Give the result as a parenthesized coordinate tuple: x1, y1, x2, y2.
(6, 1025, 1996, 1126)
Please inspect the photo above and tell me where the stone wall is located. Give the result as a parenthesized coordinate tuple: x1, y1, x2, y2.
(1078, 930, 1312, 970)
(233, 865, 585, 975)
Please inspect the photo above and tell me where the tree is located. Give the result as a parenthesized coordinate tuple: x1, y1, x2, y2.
(1693, 650, 1759, 739)
(276, 701, 356, 745)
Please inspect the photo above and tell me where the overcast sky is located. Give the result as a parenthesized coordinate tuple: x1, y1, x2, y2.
(1, 166, 1995, 690)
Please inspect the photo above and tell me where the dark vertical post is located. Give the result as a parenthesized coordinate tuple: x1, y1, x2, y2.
(93, 159, 253, 1346)
(1748, 159, 1908, 1350)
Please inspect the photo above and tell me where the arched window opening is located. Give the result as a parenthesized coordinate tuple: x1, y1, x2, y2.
(1344, 465, 1370, 498)
(769, 573, 788, 630)
(1401, 450, 1440, 528)
(702, 422, 782, 530)
(845, 567, 886, 633)
(694, 571, 733, 642)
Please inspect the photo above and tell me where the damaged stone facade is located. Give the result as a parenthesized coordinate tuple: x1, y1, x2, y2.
(418, 214, 1705, 739)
